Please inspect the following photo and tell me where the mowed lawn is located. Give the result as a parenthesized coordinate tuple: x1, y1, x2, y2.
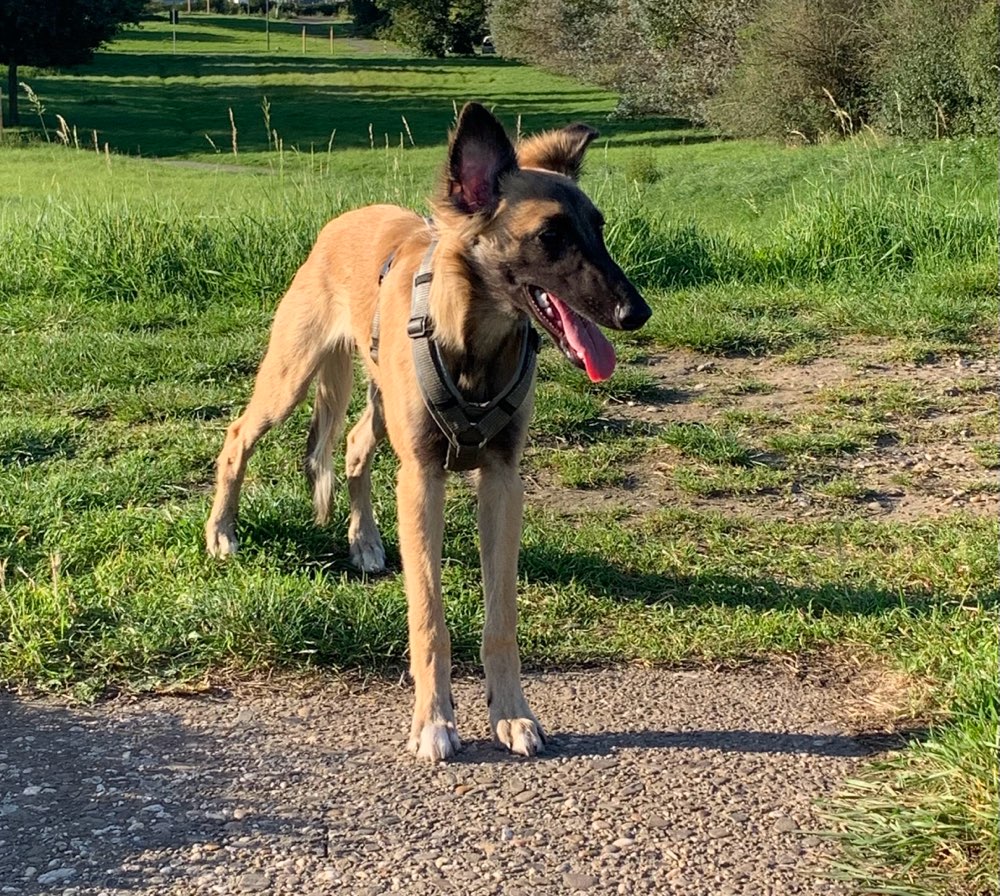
(1, 14, 998, 896)
(12, 13, 673, 158)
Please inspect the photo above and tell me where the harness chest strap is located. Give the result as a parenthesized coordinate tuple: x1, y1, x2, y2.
(370, 241, 540, 472)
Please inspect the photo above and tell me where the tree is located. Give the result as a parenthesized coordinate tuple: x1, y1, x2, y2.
(386, 0, 451, 56)
(350, 0, 390, 37)
(1, 0, 145, 127)
(383, 0, 487, 56)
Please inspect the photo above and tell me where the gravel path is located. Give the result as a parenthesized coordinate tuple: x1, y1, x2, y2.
(0, 665, 889, 896)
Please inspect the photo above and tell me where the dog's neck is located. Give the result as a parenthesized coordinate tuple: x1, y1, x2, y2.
(427, 235, 529, 403)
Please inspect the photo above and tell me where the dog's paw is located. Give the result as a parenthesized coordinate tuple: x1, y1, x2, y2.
(494, 717, 545, 757)
(408, 720, 461, 762)
(349, 529, 385, 574)
(206, 523, 238, 558)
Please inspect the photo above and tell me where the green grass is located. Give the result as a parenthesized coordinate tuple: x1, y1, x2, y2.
(1, 16, 997, 896)
(7, 14, 657, 159)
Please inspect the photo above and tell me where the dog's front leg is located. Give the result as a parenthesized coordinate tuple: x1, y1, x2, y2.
(397, 461, 460, 760)
(477, 463, 545, 756)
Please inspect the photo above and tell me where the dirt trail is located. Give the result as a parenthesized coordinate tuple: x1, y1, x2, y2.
(0, 664, 898, 896)
(529, 341, 998, 523)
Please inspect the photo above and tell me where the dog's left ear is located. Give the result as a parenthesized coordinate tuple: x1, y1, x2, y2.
(445, 102, 518, 216)
(516, 123, 599, 181)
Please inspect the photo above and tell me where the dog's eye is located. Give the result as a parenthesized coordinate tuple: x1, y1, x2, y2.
(538, 227, 565, 252)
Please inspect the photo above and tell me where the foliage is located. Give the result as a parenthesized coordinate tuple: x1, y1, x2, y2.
(867, 0, 999, 138)
(708, 0, 998, 139)
(385, 0, 450, 56)
(0, 0, 145, 125)
(486, 0, 997, 137)
(706, 0, 872, 140)
(383, 0, 487, 56)
(447, 0, 488, 54)
(488, 0, 759, 121)
(350, 0, 390, 36)
(956, 1, 1000, 135)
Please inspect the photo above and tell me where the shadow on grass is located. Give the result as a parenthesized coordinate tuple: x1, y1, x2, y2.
(518, 541, 976, 617)
(235, 508, 401, 577)
(231, 501, 972, 620)
(32, 41, 695, 156)
(0, 428, 78, 466)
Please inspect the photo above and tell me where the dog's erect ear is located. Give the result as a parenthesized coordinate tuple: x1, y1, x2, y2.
(516, 123, 599, 180)
(445, 102, 518, 216)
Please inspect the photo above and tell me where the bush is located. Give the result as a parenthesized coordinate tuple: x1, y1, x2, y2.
(350, 0, 389, 36)
(955, 0, 998, 135)
(707, 0, 872, 140)
(489, 0, 759, 122)
(709, 0, 997, 140)
(867, 0, 992, 138)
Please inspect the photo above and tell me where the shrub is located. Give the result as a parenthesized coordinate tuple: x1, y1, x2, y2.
(867, 0, 991, 138)
(489, 0, 759, 122)
(709, 0, 997, 140)
(706, 0, 872, 140)
(956, 0, 999, 135)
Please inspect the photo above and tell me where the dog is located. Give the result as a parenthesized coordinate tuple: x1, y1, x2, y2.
(205, 102, 651, 761)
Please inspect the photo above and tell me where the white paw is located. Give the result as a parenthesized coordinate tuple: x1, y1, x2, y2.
(206, 523, 238, 558)
(408, 721, 461, 762)
(349, 529, 385, 573)
(494, 717, 545, 756)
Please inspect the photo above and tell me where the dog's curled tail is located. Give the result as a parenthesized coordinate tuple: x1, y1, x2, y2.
(304, 348, 354, 525)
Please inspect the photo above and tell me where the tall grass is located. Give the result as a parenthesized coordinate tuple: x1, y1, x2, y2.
(4, 140, 995, 324)
(603, 145, 997, 290)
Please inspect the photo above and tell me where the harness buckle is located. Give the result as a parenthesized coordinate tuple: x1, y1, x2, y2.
(446, 436, 486, 473)
(407, 315, 433, 338)
(456, 423, 489, 451)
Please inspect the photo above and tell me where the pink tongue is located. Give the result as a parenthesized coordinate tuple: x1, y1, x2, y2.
(549, 294, 617, 382)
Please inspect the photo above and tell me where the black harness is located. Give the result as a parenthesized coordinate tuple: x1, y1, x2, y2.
(370, 241, 540, 472)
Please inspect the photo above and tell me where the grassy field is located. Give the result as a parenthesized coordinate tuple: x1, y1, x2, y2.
(1, 14, 997, 896)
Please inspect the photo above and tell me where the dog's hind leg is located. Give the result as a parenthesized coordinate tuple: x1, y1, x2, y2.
(344, 383, 387, 573)
(477, 461, 545, 756)
(397, 461, 460, 760)
(305, 347, 355, 526)
(205, 310, 332, 557)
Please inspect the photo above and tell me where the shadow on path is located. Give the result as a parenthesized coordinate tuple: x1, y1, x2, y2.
(449, 727, 914, 767)
(0, 692, 314, 894)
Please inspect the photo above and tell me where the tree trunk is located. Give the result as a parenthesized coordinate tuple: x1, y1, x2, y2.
(6, 62, 18, 126)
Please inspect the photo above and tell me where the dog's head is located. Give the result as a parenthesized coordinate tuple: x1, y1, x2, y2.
(435, 102, 651, 383)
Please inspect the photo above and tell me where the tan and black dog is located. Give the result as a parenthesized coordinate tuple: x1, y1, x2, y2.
(205, 102, 650, 761)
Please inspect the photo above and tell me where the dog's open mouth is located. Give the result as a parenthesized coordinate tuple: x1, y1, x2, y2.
(527, 286, 616, 382)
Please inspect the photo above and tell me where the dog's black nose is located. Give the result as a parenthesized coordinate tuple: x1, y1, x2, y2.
(615, 298, 652, 331)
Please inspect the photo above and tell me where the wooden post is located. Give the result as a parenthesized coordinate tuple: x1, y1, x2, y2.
(301, 26, 306, 54)
(329, 25, 334, 55)
(187, 0, 191, 11)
